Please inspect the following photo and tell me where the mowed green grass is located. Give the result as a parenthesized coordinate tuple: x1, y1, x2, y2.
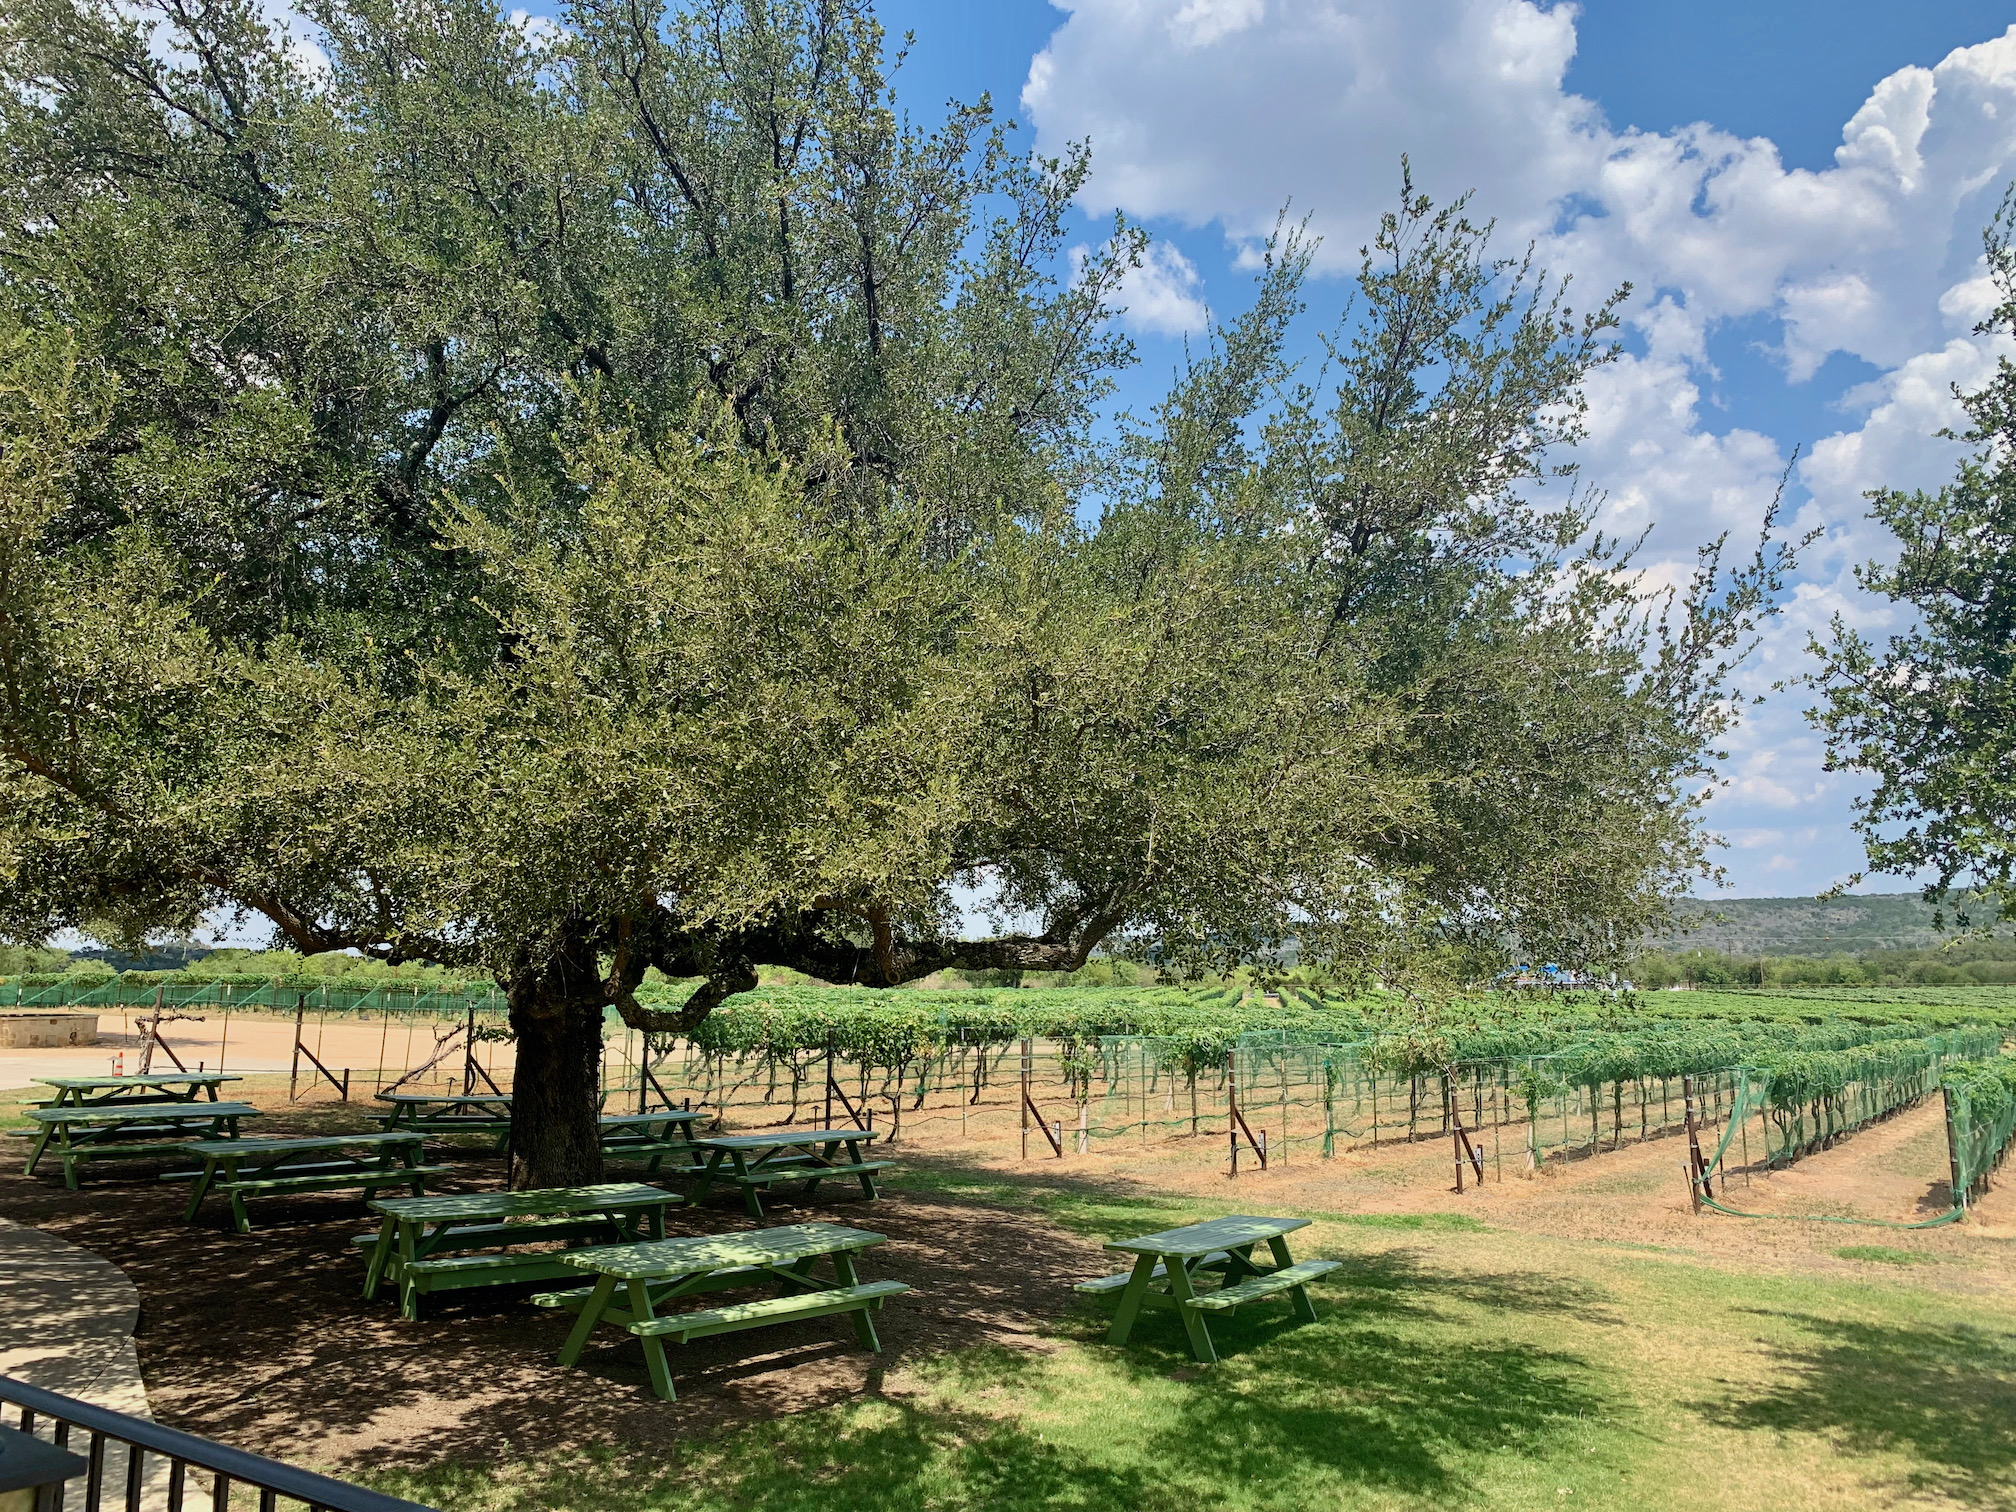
(368, 1164, 2016, 1512)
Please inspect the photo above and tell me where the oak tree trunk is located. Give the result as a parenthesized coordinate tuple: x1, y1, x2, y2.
(507, 941, 607, 1189)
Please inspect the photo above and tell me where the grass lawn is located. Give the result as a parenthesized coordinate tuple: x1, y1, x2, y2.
(366, 1166, 2016, 1512)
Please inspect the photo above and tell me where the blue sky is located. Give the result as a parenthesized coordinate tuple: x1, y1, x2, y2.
(860, 0, 2016, 902)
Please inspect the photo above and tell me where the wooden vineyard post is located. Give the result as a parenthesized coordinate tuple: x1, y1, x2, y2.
(1020, 1039, 1030, 1159)
(287, 991, 353, 1103)
(139, 986, 165, 1076)
(1681, 1074, 1711, 1205)
(1447, 1076, 1461, 1191)
(1322, 1058, 1337, 1159)
(1228, 1051, 1238, 1176)
(289, 994, 306, 1102)
(1226, 1050, 1267, 1176)
(1445, 1072, 1484, 1191)
(1279, 1049, 1289, 1165)
(462, 1001, 478, 1096)
(1019, 1038, 1062, 1159)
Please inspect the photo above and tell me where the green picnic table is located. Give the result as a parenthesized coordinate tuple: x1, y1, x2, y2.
(169, 1131, 450, 1233)
(33, 1074, 241, 1107)
(599, 1109, 704, 1175)
(361, 1183, 680, 1320)
(22, 1103, 261, 1190)
(687, 1128, 892, 1218)
(535, 1222, 909, 1400)
(373, 1092, 514, 1143)
(1077, 1214, 1340, 1364)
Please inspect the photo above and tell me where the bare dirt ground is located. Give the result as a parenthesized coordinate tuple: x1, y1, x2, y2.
(0, 1012, 519, 1092)
(3, 1078, 2012, 1476)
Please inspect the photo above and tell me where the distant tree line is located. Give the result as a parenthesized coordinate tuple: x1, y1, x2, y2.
(1630, 937, 2016, 989)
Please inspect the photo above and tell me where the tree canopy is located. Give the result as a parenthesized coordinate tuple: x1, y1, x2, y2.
(1812, 188, 2016, 925)
(0, 0, 1794, 1180)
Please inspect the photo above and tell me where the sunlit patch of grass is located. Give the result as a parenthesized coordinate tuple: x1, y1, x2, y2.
(353, 1150, 2016, 1512)
(1834, 1244, 1936, 1266)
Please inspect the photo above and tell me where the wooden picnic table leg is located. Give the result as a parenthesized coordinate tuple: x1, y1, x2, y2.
(225, 1156, 252, 1234)
(399, 1141, 428, 1198)
(60, 1127, 83, 1192)
(801, 1140, 839, 1199)
(1267, 1235, 1320, 1323)
(689, 1149, 726, 1207)
(775, 1254, 822, 1293)
(182, 1156, 218, 1223)
(397, 1221, 423, 1321)
(732, 1152, 764, 1220)
(1106, 1253, 1159, 1347)
(829, 1249, 883, 1351)
(556, 1274, 619, 1368)
(22, 1121, 55, 1177)
(362, 1216, 397, 1299)
(626, 1279, 678, 1401)
(1220, 1243, 1260, 1283)
(844, 1138, 879, 1201)
(645, 1201, 667, 1241)
(1161, 1256, 1219, 1365)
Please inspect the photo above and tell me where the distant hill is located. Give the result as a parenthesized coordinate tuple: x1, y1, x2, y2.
(1645, 894, 1991, 956)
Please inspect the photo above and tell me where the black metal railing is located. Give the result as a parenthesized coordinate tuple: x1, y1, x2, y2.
(0, 1376, 437, 1512)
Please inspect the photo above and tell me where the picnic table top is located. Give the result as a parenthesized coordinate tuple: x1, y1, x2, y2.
(375, 1093, 513, 1107)
(1104, 1214, 1310, 1258)
(27, 1102, 261, 1126)
(599, 1110, 702, 1128)
(368, 1182, 674, 1222)
(561, 1222, 887, 1280)
(35, 1075, 241, 1091)
(692, 1127, 880, 1151)
(181, 1132, 427, 1157)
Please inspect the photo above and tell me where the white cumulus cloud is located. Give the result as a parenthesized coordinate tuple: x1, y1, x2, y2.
(1109, 240, 1212, 335)
(1023, 2, 2016, 895)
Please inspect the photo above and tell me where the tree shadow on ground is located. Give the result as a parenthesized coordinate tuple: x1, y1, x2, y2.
(386, 1381, 1166, 1512)
(380, 1256, 1620, 1512)
(1, 1128, 1618, 1508)
(1691, 1309, 2016, 1505)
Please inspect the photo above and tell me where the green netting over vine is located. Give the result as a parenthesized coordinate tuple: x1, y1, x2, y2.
(1, 975, 507, 1016)
(1941, 1054, 2016, 1207)
(1694, 1033, 2009, 1226)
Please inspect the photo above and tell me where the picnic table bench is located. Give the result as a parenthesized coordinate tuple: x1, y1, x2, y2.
(167, 1131, 448, 1233)
(1076, 1214, 1339, 1364)
(373, 1092, 515, 1143)
(360, 1183, 679, 1320)
(21, 1103, 261, 1190)
(599, 1110, 704, 1175)
(534, 1222, 908, 1400)
(33, 1074, 241, 1107)
(687, 1128, 892, 1218)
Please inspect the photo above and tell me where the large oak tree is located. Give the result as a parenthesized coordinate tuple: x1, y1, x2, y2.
(0, 0, 1794, 1183)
